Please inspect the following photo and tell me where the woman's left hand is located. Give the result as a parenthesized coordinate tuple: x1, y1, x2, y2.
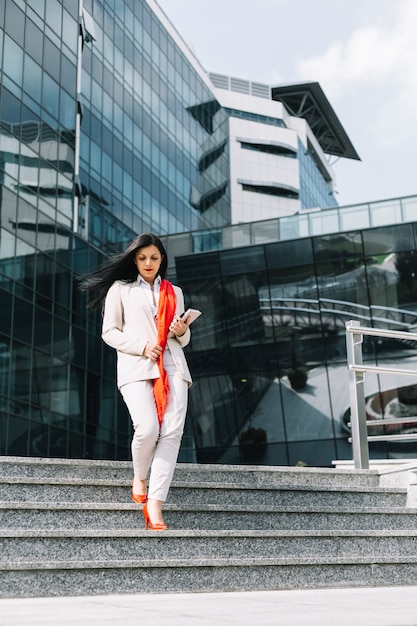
(169, 315, 190, 337)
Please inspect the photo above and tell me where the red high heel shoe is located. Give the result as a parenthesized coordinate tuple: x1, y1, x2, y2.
(143, 503, 168, 531)
(132, 492, 148, 504)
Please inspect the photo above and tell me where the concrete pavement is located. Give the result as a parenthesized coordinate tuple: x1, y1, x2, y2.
(1, 586, 417, 626)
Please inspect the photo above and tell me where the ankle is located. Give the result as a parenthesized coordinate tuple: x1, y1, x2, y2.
(147, 498, 164, 522)
(132, 478, 147, 494)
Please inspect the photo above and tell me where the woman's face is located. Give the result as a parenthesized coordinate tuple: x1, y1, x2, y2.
(134, 245, 163, 284)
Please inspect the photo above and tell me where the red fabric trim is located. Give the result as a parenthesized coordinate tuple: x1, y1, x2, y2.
(153, 279, 176, 426)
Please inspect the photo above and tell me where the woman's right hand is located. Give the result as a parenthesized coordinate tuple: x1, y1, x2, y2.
(143, 342, 162, 362)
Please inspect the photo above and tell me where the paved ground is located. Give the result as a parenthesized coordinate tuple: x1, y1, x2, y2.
(1, 586, 417, 626)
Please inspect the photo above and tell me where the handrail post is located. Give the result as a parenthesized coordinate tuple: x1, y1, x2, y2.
(346, 320, 370, 469)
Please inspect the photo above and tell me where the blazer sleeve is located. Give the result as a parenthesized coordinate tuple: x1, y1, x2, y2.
(101, 282, 147, 355)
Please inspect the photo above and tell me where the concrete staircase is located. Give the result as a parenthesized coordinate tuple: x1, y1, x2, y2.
(1, 456, 417, 597)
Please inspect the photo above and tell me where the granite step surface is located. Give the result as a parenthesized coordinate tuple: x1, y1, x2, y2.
(0, 457, 381, 488)
(2, 556, 417, 598)
(0, 456, 416, 597)
(0, 477, 407, 508)
(2, 502, 417, 531)
(1, 529, 417, 563)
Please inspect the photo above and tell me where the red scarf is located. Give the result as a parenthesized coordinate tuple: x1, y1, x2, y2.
(153, 279, 177, 426)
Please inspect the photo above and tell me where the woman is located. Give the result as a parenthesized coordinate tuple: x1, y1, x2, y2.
(79, 233, 192, 530)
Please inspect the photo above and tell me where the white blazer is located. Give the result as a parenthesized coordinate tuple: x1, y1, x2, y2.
(102, 279, 192, 389)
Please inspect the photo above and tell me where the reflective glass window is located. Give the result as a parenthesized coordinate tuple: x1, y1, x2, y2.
(266, 239, 314, 269)
(13, 298, 33, 345)
(43, 37, 61, 82)
(62, 9, 77, 52)
(23, 55, 42, 103)
(362, 224, 414, 255)
(42, 73, 59, 120)
(61, 56, 76, 94)
(24, 18, 44, 65)
(5, 1, 25, 46)
(33, 306, 53, 352)
(220, 246, 265, 276)
(3, 35, 23, 86)
(59, 88, 76, 130)
(45, 0, 62, 39)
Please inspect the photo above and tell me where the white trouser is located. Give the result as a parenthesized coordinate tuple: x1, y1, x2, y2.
(120, 348, 188, 502)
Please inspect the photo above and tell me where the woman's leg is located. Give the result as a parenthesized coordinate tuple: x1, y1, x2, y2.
(147, 353, 188, 520)
(120, 381, 160, 494)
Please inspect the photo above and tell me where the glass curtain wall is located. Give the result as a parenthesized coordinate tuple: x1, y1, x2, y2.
(0, 0, 226, 460)
(176, 222, 417, 466)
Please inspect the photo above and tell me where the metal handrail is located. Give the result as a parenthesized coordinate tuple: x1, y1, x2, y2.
(345, 320, 417, 469)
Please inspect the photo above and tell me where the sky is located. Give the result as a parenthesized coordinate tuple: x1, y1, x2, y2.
(156, 0, 417, 207)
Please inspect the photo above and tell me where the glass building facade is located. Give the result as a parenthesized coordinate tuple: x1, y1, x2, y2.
(0, 0, 227, 460)
(169, 198, 417, 466)
(1, 0, 414, 467)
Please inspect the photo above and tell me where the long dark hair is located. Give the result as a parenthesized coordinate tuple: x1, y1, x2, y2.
(78, 233, 168, 310)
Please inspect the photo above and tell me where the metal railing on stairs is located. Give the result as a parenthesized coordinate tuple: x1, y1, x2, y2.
(346, 320, 417, 470)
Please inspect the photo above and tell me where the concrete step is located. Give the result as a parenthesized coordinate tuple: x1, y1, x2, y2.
(2, 529, 417, 563)
(0, 477, 407, 508)
(0, 456, 416, 597)
(1, 556, 417, 598)
(0, 456, 381, 489)
(2, 502, 417, 531)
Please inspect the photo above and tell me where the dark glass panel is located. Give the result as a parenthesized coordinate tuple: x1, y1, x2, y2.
(222, 272, 269, 346)
(10, 340, 32, 406)
(0, 333, 11, 400)
(33, 306, 53, 352)
(72, 236, 89, 274)
(230, 345, 278, 374)
(176, 251, 219, 281)
(31, 348, 52, 409)
(181, 275, 226, 351)
(35, 252, 54, 301)
(313, 231, 363, 264)
(189, 374, 238, 454)
(220, 246, 266, 276)
(362, 224, 415, 256)
(54, 264, 72, 309)
(71, 326, 88, 368)
(12, 297, 33, 344)
(287, 439, 337, 467)
(266, 238, 314, 269)
(6, 415, 31, 456)
(53, 318, 70, 360)
(393, 250, 417, 310)
(0, 88, 21, 123)
(0, 226, 16, 273)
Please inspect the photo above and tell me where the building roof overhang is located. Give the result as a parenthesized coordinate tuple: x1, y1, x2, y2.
(271, 82, 360, 161)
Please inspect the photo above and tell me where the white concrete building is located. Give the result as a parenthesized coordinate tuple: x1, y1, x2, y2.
(207, 73, 360, 223)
